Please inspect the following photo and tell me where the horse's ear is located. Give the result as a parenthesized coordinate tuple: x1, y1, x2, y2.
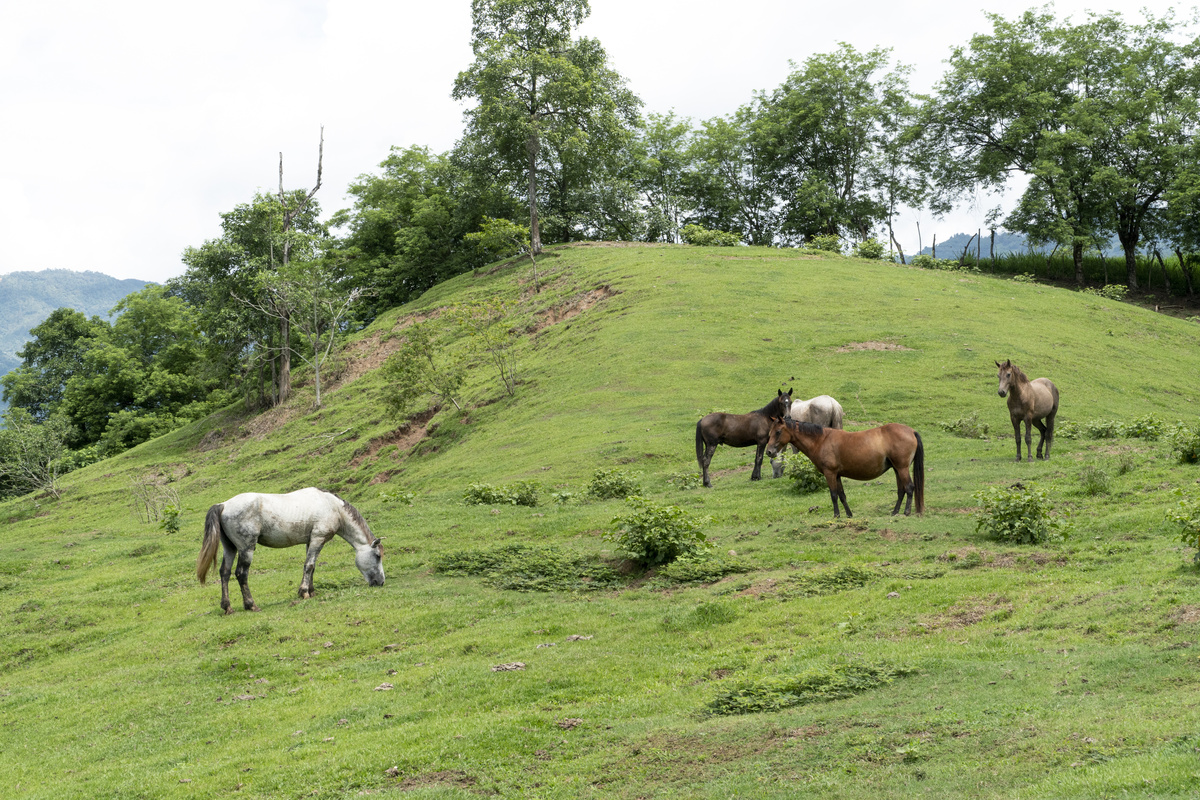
(786, 388, 793, 398)
(995, 360, 1001, 368)
(1004, 359, 1012, 366)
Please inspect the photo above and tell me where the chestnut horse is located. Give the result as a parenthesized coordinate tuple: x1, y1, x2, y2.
(765, 418, 925, 517)
(770, 394, 845, 478)
(695, 389, 792, 488)
(995, 359, 1059, 462)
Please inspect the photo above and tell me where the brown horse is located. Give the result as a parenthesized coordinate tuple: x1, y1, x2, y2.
(765, 418, 925, 517)
(995, 359, 1059, 462)
(696, 389, 792, 488)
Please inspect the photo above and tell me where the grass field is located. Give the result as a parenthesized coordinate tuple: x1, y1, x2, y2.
(2, 244, 1200, 798)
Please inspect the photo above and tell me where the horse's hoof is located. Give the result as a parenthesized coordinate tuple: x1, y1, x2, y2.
(223, 607, 234, 615)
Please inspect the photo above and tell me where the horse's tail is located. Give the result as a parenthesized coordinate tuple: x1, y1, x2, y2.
(197, 503, 225, 584)
(912, 431, 925, 515)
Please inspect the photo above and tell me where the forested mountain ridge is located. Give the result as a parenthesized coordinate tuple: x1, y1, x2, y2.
(0, 269, 150, 375)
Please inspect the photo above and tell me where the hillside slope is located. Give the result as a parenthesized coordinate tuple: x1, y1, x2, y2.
(2, 245, 1200, 799)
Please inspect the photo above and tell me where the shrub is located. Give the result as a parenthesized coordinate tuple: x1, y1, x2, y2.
(587, 468, 641, 500)
(463, 480, 540, 507)
(1011, 272, 1038, 283)
(606, 495, 712, 567)
(1166, 493, 1200, 562)
(650, 554, 752, 586)
(664, 469, 702, 490)
(159, 504, 181, 534)
(1166, 423, 1200, 464)
(1078, 466, 1111, 497)
(806, 234, 843, 253)
(852, 239, 886, 260)
(910, 254, 965, 271)
(433, 543, 622, 591)
(779, 451, 825, 494)
(680, 224, 739, 247)
(706, 660, 918, 716)
(1081, 284, 1128, 301)
(973, 484, 1067, 544)
(938, 411, 990, 439)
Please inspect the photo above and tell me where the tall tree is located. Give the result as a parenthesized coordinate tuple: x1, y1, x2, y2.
(631, 111, 695, 243)
(452, 0, 640, 252)
(685, 109, 779, 245)
(1, 308, 105, 422)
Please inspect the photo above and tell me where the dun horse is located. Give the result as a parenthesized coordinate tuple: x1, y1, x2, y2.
(766, 418, 925, 517)
(695, 389, 792, 488)
(197, 487, 384, 614)
(770, 394, 845, 478)
(995, 359, 1059, 462)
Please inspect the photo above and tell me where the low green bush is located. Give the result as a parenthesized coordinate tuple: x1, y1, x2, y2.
(650, 554, 752, 586)
(1166, 493, 1200, 563)
(1078, 466, 1111, 497)
(706, 660, 918, 716)
(1080, 284, 1128, 300)
(587, 468, 641, 500)
(463, 480, 540, 507)
(852, 239, 886, 260)
(680, 224, 739, 247)
(432, 543, 622, 591)
(606, 495, 712, 567)
(1167, 423, 1200, 464)
(938, 411, 990, 439)
(806, 234, 843, 253)
(778, 451, 825, 494)
(973, 484, 1067, 544)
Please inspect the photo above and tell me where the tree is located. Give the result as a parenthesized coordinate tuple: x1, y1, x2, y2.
(463, 216, 541, 292)
(0, 408, 73, 499)
(631, 112, 695, 243)
(451, 299, 520, 397)
(453, 0, 640, 253)
(1, 308, 105, 423)
(379, 320, 466, 419)
(685, 110, 779, 245)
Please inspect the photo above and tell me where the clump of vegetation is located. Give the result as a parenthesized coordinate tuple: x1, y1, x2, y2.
(433, 543, 623, 592)
(1166, 423, 1200, 464)
(587, 468, 641, 500)
(1056, 415, 1167, 441)
(664, 469, 702, 490)
(779, 565, 872, 598)
(380, 490, 416, 506)
(1080, 284, 1128, 300)
(606, 496, 712, 567)
(1166, 493, 1200, 563)
(852, 239, 887, 260)
(662, 600, 739, 631)
(706, 660, 918, 716)
(938, 411, 990, 439)
(1078, 466, 1112, 497)
(463, 480, 540, 507)
(806, 234, 843, 253)
(380, 320, 465, 420)
(910, 254, 966, 271)
(159, 504, 181, 534)
(778, 451, 825, 494)
(680, 224, 739, 247)
(973, 484, 1067, 544)
(649, 554, 752, 587)
(1011, 272, 1038, 283)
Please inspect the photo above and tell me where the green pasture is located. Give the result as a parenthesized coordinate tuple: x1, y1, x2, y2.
(2, 244, 1200, 798)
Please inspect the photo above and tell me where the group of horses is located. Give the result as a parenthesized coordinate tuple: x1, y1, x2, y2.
(197, 360, 1059, 614)
(695, 359, 1060, 521)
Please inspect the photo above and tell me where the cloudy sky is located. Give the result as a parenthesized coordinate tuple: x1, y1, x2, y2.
(0, 0, 1190, 283)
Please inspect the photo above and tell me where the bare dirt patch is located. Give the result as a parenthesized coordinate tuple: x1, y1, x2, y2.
(332, 309, 444, 392)
(534, 285, 619, 331)
(835, 341, 915, 353)
(350, 409, 438, 467)
(395, 770, 480, 793)
(920, 595, 1013, 631)
(1171, 605, 1200, 625)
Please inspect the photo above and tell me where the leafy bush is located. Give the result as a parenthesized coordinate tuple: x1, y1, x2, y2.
(778, 451, 825, 494)
(1166, 493, 1200, 562)
(910, 254, 966, 271)
(938, 411, 990, 439)
(159, 504, 181, 534)
(779, 565, 872, 598)
(380, 490, 415, 506)
(852, 239, 886, 260)
(1166, 423, 1200, 464)
(587, 468, 641, 500)
(433, 543, 622, 591)
(1081, 284, 1128, 301)
(1011, 272, 1038, 283)
(706, 660, 918, 716)
(680, 224, 739, 247)
(1058, 416, 1165, 441)
(463, 480, 540, 507)
(664, 469, 702, 490)
(650, 554, 752, 586)
(806, 234, 843, 253)
(973, 484, 1067, 544)
(606, 496, 712, 567)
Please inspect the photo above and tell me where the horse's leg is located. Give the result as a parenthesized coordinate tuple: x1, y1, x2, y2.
(835, 476, 853, 518)
(893, 466, 914, 516)
(218, 544, 236, 615)
(1024, 418, 1035, 463)
(298, 540, 328, 599)
(1011, 417, 1023, 461)
(234, 548, 260, 612)
(825, 473, 841, 518)
(1033, 418, 1048, 459)
(751, 443, 766, 481)
(700, 444, 716, 488)
(1044, 409, 1057, 460)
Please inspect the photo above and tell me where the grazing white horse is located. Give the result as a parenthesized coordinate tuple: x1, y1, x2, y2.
(197, 487, 384, 614)
(770, 394, 846, 477)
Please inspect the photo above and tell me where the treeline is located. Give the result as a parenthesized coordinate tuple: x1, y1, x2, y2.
(3, 1, 1200, 497)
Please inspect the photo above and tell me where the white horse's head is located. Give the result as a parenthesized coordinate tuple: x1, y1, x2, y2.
(356, 538, 385, 587)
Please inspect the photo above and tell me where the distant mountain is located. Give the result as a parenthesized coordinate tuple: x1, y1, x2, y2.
(916, 231, 1122, 259)
(0, 269, 151, 391)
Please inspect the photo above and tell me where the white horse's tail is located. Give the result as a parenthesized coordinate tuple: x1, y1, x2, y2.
(197, 503, 225, 584)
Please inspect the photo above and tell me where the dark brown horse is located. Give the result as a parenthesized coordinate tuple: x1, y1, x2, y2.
(695, 389, 792, 487)
(765, 418, 925, 517)
(995, 359, 1059, 462)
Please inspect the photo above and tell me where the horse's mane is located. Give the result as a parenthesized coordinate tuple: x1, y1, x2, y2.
(317, 488, 378, 548)
(783, 418, 824, 436)
(755, 393, 790, 417)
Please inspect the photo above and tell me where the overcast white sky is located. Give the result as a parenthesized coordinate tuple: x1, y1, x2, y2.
(0, 0, 1191, 283)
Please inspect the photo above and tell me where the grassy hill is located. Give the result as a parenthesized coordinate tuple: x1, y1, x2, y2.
(3, 244, 1200, 799)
